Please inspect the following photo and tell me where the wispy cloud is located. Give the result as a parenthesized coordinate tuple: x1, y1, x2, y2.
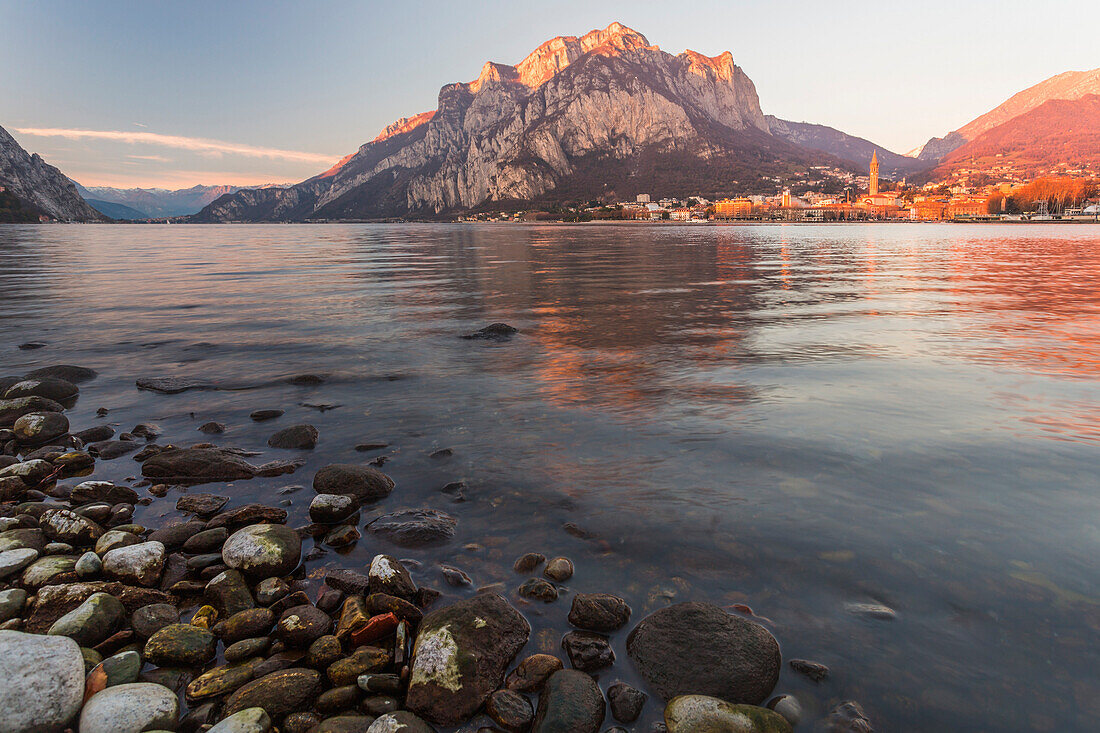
(126, 154, 171, 162)
(14, 127, 337, 164)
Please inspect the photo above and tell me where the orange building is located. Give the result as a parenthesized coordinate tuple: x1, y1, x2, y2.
(715, 198, 754, 219)
(947, 198, 988, 219)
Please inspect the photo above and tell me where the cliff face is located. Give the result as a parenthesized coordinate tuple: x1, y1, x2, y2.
(0, 125, 104, 221)
(195, 23, 833, 222)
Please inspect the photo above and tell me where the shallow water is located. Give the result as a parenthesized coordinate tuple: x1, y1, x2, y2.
(1, 222, 1098, 731)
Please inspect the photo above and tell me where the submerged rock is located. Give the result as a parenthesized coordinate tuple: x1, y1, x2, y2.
(568, 592, 631, 631)
(313, 464, 394, 502)
(267, 424, 319, 450)
(530, 669, 605, 733)
(0, 630, 85, 733)
(462, 323, 518, 340)
(4, 377, 79, 402)
(142, 447, 257, 483)
(136, 376, 212, 394)
(663, 695, 792, 733)
(406, 593, 530, 725)
(366, 509, 456, 548)
(626, 602, 781, 705)
(25, 365, 98, 383)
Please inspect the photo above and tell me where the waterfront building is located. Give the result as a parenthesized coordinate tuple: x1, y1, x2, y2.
(714, 198, 754, 219)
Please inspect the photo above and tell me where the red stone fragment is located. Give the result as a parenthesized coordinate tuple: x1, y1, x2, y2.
(350, 612, 398, 647)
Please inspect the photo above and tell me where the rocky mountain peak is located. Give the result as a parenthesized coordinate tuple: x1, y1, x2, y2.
(0, 124, 103, 221)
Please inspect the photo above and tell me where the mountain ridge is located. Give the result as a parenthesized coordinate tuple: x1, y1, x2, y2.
(0, 124, 104, 221)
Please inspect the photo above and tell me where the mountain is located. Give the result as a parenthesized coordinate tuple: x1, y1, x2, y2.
(765, 116, 928, 176)
(0, 124, 104, 221)
(195, 23, 850, 222)
(917, 68, 1100, 162)
(73, 183, 270, 219)
(938, 94, 1100, 176)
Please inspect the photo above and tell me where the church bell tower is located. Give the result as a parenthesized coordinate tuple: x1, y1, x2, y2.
(869, 151, 880, 196)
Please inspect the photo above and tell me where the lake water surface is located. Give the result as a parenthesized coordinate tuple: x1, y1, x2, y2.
(1, 223, 1098, 731)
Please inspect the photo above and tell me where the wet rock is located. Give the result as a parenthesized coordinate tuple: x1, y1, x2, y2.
(327, 646, 391, 686)
(177, 493, 230, 517)
(0, 630, 85, 733)
(226, 636, 272, 663)
(310, 493, 359, 524)
(845, 603, 896, 621)
(4, 377, 79, 402)
(142, 447, 256, 483)
(207, 707, 273, 733)
(561, 630, 614, 672)
(85, 650, 142, 696)
(255, 577, 290, 605)
(462, 323, 518, 340)
(41, 507, 104, 545)
(518, 578, 558, 603)
(367, 509, 456, 548)
(664, 695, 792, 733)
(24, 582, 173, 633)
(608, 682, 647, 723)
(222, 524, 301, 579)
(21, 554, 78, 590)
(765, 695, 802, 727)
(789, 658, 828, 682)
(530, 669, 604, 733)
(440, 564, 471, 586)
(75, 550, 102, 578)
(626, 602, 781, 705)
(0, 396, 65, 428)
(268, 424, 318, 450)
(0, 459, 55, 487)
(207, 503, 288, 530)
(95, 529, 141, 555)
(406, 593, 530, 725)
(198, 421, 227, 435)
(325, 524, 360, 548)
(316, 685, 360, 713)
(357, 673, 401, 695)
(25, 365, 97, 383)
(313, 464, 394, 503)
(88, 440, 142, 460)
(277, 604, 333, 647)
(543, 557, 573, 582)
(71, 481, 139, 506)
(183, 526, 229, 554)
(13, 412, 69, 446)
(186, 661, 258, 702)
(136, 376, 210, 394)
(18, 342, 46, 350)
(369, 554, 417, 600)
(284, 712, 322, 733)
(144, 623, 217, 666)
(80, 682, 179, 733)
(288, 374, 324, 385)
(132, 603, 179, 639)
(250, 409, 284, 422)
(223, 668, 324, 718)
(505, 653, 564, 693)
(513, 553, 545, 573)
(354, 441, 388, 452)
(365, 712, 435, 733)
(487, 688, 534, 732)
(222, 607, 276, 643)
(73, 425, 115, 443)
(0, 547, 38, 580)
(366, 593, 423, 627)
(148, 520, 206, 550)
(306, 634, 344, 668)
(824, 701, 873, 733)
(0, 589, 28, 623)
(102, 541, 166, 587)
(568, 593, 631, 632)
(47, 591, 125, 646)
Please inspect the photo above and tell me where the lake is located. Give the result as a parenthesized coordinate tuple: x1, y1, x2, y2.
(1, 222, 1098, 731)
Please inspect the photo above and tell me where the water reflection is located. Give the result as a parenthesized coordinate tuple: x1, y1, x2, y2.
(0, 223, 1098, 732)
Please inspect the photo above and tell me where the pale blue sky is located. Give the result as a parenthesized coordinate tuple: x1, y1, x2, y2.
(1, 0, 1095, 188)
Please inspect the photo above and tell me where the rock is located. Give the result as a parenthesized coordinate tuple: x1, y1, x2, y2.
(25, 365, 97, 383)
(323, 569, 371, 596)
(543, 557, 573, 582)
(222, 607, 276, 643)
(71, 481, 139, 506)
(85, 650, 142, 696)
(824, 701, 873, 733)
(568, 593, 630, 631)
(487, 688, 534, 732)
(530, 669, 604, 733)
(789, 658, 828, 682)
(148, 520, 206, 549)
(186, 661, 258, 701)
(88, 440, 142, 460)
(310, 493, 359, 523)
(177, 493, 230, 516)
(313, 464, 394, 503)
(23, 582, 174, 633)
(226, 637, 271, 663)
(354, 441, 388, 452)
(0, 396, 65, 428)
(561, 630, 614, 672)
(135, 376, 211, 394)
(327, 646, 391, 686)
(365, 712, 435, 733)
(132, 603, 179, 639)
(142, 447, 256, 483)
(0, 528, 46, 553)
(250, 409, 284, 422)
(513, 553, 545, 573)
(102, 541, 166, 587)
(47, 591, 125, 646)
(440, 565, 471, 586)
(21, 554, 78, 590)
(845, 603, 896, 620)
(207, 504, 288, 529)
(324, 524, 360, 548)
(518, 578, 557, 603)
(765, 695, 802, 727)
(406, 593, 530, 725)
(369, 554, 417, 600)
(0, 589, 27, 623)
(4, 377, 79, 402)
(608, 682, 647, 723)
(75, 550, 102, 577)
(79, 682, 179, 733)
(0, 630, 85, 733)
(72, 425, 114, 443)
(207, 708, 273, 733)
(41, 507, 104, 545)
(268, 424, 318, 450)
(144, 623, 217, 666)
(223, 668, 324, 718)
(505, 653, 564, 692)
(12, 412, 68, 446)
(306, 634, 343, 668)
(462, 323, 518, 340)
(0, 547, 38, 579)
(366, 509, 456, 548)
(96, 529, 141, 555)
(18, 342, 45, 350)
(198, 421, 227, 434)
(254, 577, 290, 605)
(664, 696, 792, 732)
(206, 569, 256, 616)
(626, 602, 781, 705)
(222, 524, 301, 579)
(184, 527, 229, 554)
(277, 604, 333, 647)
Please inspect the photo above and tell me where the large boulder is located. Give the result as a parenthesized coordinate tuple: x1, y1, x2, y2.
(79, 682, 179, 733)
(0, 630, 85, 733)
(102, 541, 166, 587)
(46, 591, 125, 646)
(626, 602, 781, 705)
(3, 377, 78, 402)
(24, 365, 97, 383)
(530, 669, 605, 733)
(142, 447, 256, 483)
(0, 396, 64, 428)
(406, 593, 530, 725)
(664, 695, 792, 733)
(313, 464, 394, 502)
(12, 412, 69, 446)
(222, 524, 301, 579)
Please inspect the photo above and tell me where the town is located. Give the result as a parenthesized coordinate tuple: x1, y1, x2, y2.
(458, 154, 1100, 224)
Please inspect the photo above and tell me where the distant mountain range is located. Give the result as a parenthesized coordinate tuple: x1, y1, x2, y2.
(73, 183, 287, 219)
(915, 67, 1100, 162)
(765, 116, 928, 177)
(0, 124, 103, 221)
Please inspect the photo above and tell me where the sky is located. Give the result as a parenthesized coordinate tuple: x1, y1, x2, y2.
(1, 0, 1096, 189)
